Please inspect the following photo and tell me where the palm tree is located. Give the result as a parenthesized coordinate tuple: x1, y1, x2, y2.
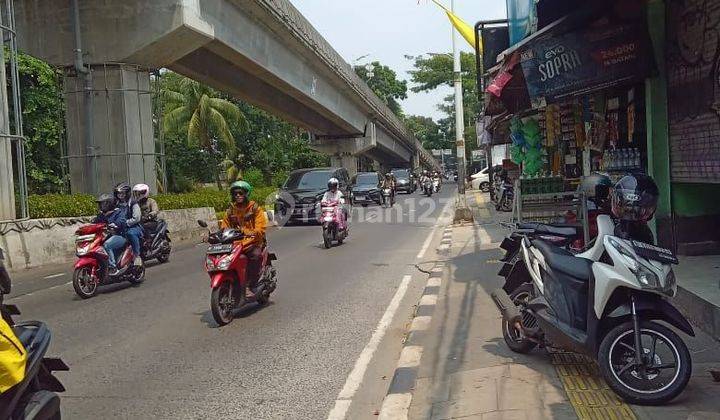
(162, 75, 248, 187)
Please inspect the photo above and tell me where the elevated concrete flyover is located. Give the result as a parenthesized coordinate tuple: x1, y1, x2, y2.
(15, 0, 440, 193)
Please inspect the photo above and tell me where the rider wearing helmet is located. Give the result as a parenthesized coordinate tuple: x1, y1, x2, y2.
(93, 193, 127, 274)
(221, 181, 268, 292)
(132, 184, 159, 222)
(114, 182, 144, 266)
(321, 177, 348, 227)
(611, 174, 659, 244)
(380, 172, 396, 205)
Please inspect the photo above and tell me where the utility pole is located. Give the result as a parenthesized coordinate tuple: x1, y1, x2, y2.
(451, 0, 473, 222)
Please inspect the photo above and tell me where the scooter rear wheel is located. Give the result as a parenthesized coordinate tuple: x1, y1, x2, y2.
(211, 283, 235, 326)
(73, 266, 98, 299)
(501, 284, 537, 354)
(127, 264, 145, 285)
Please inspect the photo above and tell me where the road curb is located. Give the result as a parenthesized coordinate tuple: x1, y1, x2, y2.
(377, 226, 452, 420)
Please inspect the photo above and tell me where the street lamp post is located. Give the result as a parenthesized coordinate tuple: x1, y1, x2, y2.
(451, 0, 472, 222)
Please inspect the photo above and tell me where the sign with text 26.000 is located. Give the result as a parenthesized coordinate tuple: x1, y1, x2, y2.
(519, 19, 654, 105)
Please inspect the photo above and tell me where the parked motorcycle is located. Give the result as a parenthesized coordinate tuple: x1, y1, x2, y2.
(422, 179, 433, 197)
(381, 187, 394, 208)
(0, 249, 69, 419)
(492, 214, 692, 404)
(319, 200, 348, 248)
(140, 215, 172, 263)
(496, 180, 514, 212)
(197, 220, 277, 326)
(72, 223, 145, 299)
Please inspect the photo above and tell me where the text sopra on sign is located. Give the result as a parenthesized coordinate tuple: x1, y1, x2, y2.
(538, 45, 582, 82)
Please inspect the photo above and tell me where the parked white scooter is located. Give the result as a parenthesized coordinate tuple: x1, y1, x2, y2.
(492, 214, 692, 405)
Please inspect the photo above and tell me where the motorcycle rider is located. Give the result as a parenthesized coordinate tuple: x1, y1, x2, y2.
(92, 194, 127, 275)
(114, 182, 144, 266)
(220, 181, 268, 296)
(380, 172, 396, 206)
(321, 177, 348, 228)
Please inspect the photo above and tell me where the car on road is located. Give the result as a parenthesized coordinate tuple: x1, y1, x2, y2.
(350, 172, 381, 206)
(275, 167, 351, 223)
(391, 168, 415, 193)
(470, 167, 491, 191)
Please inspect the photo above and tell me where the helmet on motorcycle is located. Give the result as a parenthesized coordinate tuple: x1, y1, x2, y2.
(611, 174, 659, 222)
(327, 177, 339, 192)
(96, 193, 116, 213)
(113, 182, 131, 202)
(579, 172, 612, 209)
(132, 183, 150, 202)
(229, 180, 253, 200)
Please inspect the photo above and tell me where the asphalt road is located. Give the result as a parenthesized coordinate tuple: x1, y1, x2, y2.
(6, 186, 456, 419)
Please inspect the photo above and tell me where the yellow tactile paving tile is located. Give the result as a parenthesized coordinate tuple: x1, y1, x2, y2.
(550, 349, 637, 420)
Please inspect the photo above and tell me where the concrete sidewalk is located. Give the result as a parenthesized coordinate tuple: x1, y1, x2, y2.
(407, 200, 577, 419)
(403, 191, 720, 420)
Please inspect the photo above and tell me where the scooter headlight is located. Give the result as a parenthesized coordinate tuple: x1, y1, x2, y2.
(608, 238, 660, 290)
(205, 256, 216, 270)
(215, 254, 234, 271)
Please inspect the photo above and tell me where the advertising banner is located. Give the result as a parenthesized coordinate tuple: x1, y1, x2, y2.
(519, 18, 654, 106)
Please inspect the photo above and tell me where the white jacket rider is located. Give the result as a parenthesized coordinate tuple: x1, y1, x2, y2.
(320, 178, 348, 225)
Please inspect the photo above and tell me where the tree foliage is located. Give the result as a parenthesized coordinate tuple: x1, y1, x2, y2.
(404, 115, 448, 151)
(408, 52, 480, 157)
(354, 61, 408, 117)
(16, 52, 66, 194)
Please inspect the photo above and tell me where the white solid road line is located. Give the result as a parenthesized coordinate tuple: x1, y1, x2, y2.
(327, 274, 413, 420)
(415, 227, 436, 259)
(43, 273, 66, 279)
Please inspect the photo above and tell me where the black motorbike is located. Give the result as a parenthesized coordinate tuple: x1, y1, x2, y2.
(496, 180, 514, 212)
(0, 249, 69, 420)
(140, 215, 171, 263)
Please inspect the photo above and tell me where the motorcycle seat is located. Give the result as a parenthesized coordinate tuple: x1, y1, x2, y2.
(518, 223, 578, 237)
(532, 239, 592, 280)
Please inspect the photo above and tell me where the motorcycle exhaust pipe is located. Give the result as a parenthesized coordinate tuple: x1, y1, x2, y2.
(491, 288, 521, 325)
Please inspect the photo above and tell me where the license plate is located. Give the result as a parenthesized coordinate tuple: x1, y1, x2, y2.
(207, 244, 233, 254)
(631, 240, 679, 264)
(355, 195, 365, 201)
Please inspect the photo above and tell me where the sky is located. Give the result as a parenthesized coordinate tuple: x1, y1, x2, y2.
(292, 0, 507, 121)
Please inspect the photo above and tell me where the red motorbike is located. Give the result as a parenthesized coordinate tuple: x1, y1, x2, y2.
(72, 223, 145, 299)
(197, 220, 278, 326)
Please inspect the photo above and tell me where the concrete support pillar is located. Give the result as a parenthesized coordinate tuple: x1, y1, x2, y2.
(330, 153, 358, 179)
(0, 49, 14, 220)
(64, 64, 156, 195)
(412, 152, 421, 172)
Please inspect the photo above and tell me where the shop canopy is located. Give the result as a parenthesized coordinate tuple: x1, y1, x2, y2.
(483, 0, 655, 113)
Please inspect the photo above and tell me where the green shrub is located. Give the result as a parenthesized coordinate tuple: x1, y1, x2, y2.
(241, 168, 265, 189)
(28, 186, 278, 219)
(28, 194, 96, 218)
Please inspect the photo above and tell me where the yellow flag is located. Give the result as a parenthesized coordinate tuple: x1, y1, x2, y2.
(430, 0, 480, 51)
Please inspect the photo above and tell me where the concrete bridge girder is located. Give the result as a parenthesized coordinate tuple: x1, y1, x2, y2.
(14, 0, 431, 194)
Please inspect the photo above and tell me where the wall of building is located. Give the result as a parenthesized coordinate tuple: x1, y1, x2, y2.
(665, 0, 720, 184)
(0, 207, 216, 270)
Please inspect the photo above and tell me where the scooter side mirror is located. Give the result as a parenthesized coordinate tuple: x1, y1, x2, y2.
(197, 220, 208, 228)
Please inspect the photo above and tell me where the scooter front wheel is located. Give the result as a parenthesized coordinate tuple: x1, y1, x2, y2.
(73, 266, 99, 299)
(322, 227, 332, 249)
(598, 320, 691, 405)
(211, 283, 235, 326)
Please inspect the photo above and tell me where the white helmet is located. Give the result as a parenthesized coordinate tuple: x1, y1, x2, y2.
(327, 177, 339, 191)
(132, 183, 150, 201)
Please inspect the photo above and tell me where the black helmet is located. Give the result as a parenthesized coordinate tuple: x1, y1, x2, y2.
(96, 193, 116, 213)
(579, 172, 612, 207)
(611, 174, 659, 222)
(113, 182, 131, 202)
